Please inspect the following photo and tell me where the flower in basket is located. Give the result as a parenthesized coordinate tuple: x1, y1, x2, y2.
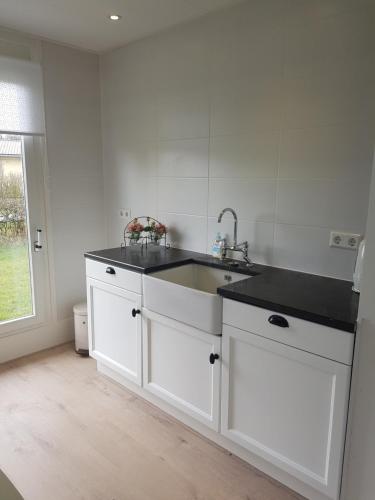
(153, 223, 166, 241)
(143, 218, 156, 233)
(127, 219, 144, 241)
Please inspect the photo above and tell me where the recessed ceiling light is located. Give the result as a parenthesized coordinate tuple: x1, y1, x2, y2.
(108, 14, 122, 21)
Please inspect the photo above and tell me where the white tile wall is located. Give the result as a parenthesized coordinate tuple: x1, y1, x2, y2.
(159, 212, 207, 252)
(283, 64, 375, 129)
(43, 42, 105, 319)
(101, 0, 375, 280)
(285, 6, 375, 75)
(211, 76, 284, 136)
(279, 123, 375, 181)
(157, 87, 210, 140)
(208, 179, 276, 222)
(158, 177, 208, 216)
(158, 139, 209, 178)
(276, 179, 369, 230)
(210, 132, 279, 179)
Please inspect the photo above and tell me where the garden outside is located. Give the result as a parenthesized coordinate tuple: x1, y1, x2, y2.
(0, 138, 33, 323)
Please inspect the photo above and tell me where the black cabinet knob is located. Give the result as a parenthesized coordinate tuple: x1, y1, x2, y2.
(132, 308, 141, 318)
(268, 315, 289, 328)
(209, 353, 219, 365)
(106, 267, 116, 275)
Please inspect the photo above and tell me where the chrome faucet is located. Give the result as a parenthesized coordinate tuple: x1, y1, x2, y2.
(218, 207, 238, 246)
(217, 208, 253, 266)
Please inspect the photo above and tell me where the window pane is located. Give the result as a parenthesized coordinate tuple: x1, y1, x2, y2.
(0, 134, 33, 323)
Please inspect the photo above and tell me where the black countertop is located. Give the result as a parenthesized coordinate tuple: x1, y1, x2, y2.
(86, 246, 224, 273)
(218, 266, 358, 333)
(85, 246, 359, 333)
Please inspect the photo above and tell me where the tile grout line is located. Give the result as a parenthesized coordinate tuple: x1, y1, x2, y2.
(206, 85, 212, 255)
(272, 6, 289, 267)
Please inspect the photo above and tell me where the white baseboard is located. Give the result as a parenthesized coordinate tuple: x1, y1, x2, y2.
(0, 317, 74, 364)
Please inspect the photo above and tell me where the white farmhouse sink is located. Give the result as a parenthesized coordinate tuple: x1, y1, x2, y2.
(143, 263, 249, 335)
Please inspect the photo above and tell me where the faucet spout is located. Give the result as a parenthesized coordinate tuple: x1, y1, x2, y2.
(217, 207, 238, 246)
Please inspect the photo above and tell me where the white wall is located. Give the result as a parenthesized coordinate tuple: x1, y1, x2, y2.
(0, 39, 105, 362)
(42, 42, 105, 320)
(342, 148, 375, 500)
(101, 0, 375, 280)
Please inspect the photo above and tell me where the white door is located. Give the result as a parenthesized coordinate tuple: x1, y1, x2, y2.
(0, 135, 50, 337)
(142, 309, 221, 430)
(87, 277, 142, 386)
(221, 324, 351, 500)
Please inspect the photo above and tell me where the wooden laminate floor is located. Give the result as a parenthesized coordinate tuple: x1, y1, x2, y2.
(0, 344, 303, 500)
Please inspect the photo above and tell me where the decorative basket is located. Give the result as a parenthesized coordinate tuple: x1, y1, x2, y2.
(122, 216, 167, 249)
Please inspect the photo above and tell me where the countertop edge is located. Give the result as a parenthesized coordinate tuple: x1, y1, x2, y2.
(84, 251, 258, 276)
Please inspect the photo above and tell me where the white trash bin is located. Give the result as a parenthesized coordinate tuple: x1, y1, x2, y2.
(73, 302, 89, 356)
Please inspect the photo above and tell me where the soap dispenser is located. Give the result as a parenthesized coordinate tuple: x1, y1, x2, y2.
(211, 232, 225, 259)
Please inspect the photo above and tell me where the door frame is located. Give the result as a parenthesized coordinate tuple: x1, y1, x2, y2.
(0, 136, 51, 338)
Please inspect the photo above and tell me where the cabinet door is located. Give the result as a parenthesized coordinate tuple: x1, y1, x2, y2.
(87, 278, 142, 386)
(142, 309, 221, 430)
(221, 324, 351, 500)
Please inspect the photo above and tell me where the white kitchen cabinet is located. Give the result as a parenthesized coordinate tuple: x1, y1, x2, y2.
(87, 277, 142, 386)
(221, 323, 351, 500)
(85, 256, 354, 500)
(142, 309, 221, 430)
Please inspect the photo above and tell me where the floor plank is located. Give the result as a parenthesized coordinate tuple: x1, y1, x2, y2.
(0, 344, 304, 500)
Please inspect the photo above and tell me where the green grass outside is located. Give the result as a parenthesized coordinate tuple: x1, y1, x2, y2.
(0, 243, 33, 322)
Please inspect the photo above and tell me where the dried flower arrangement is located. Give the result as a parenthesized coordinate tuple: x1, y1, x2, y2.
(125, 217, 167, 245)
(144, 219, 167, 243)
(127, 219, 145, 242)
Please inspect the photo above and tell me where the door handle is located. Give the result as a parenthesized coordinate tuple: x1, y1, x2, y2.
(132, 308, 141, 318)
(106, 267, 116, 275)
(34, 228, 43, 252)
(268, 315, 289, 328)
(209, 353, 219, 365)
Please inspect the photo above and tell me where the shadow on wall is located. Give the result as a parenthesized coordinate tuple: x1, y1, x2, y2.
(167, 225, 182, 248)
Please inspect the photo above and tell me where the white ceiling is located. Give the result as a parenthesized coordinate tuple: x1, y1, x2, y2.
(0, 0, 243, 53)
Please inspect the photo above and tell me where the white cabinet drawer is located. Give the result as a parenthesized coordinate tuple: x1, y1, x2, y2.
(85, 258, 142, 294)
(223, 299, 354, 365)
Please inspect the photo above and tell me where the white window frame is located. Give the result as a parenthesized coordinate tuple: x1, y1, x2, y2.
(0, 136, 51, 338)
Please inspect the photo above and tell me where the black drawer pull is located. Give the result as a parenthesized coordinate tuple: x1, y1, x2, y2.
(268, 315, 289, 328)
(209, 353, 219, 365)
(106, 267, 116, 275)
(132, 308, 141, 318)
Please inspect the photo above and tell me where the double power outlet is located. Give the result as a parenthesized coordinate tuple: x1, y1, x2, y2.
(329, 231, 361, 250)
(119, 208, 131, 219)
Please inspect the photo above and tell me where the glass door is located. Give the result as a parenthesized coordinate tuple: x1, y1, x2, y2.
(0, 134, 49, 336)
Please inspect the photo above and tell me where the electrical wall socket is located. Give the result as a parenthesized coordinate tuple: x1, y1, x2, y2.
(119, 208, 131, 219)
(329, 231, 361, 250)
